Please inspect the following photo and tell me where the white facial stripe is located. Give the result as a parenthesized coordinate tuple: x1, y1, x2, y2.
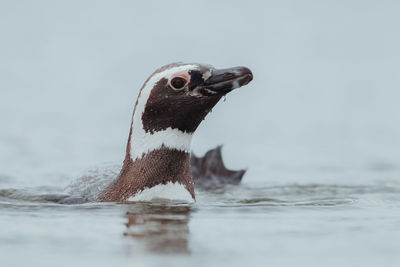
(127, 181, 194, 202)
(130, 64, 199, 160)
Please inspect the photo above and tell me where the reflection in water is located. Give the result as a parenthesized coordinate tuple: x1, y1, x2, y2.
(123, 203, 192, 254)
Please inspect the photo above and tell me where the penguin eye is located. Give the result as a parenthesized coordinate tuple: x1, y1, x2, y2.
(170, 76, 187, 90)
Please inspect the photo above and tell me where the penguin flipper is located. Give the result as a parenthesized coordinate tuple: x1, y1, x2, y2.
(190, 146, 246, 189)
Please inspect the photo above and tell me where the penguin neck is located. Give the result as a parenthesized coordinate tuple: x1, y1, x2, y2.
(99, 113, 195, 202)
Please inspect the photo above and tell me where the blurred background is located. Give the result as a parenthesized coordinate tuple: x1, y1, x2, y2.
(1, 0, 399, 187)
(1, 1, 400, 267)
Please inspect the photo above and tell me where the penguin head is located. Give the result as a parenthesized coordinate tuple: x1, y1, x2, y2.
(138, 63, 253, 134)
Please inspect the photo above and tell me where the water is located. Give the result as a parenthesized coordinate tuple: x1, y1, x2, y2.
(1, 0, 400, 266)
(1, 170, 400, 266)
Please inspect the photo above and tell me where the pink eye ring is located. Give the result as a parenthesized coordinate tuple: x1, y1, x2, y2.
(170, 75, 188, 90)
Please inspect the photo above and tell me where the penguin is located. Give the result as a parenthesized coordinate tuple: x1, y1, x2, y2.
(66, 63, 253, 203)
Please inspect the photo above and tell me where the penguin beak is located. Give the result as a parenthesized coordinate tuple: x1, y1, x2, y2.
(203, 66, 253, 94)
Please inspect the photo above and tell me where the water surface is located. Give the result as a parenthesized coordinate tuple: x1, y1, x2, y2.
(1, 171, 400, 267)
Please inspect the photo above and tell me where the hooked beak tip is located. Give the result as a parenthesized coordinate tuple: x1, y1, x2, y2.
(203, 66, 253, 94)
(238, 67, 253, 86)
